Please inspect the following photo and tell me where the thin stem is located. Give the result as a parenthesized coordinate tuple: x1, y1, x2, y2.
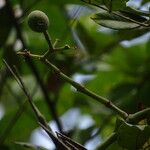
(17, 51, 128, 119)
(43, 30, 54, 57)
(17, 46, 70, 58)
(15, 141, 48, 150)
(43, 30, 54, 50)
(17, 51, 43, 59)
(3, 60, 51, 131)
(53, 39, 61, 48)
(39, 123, 69, 150)
(54, 45, 70, 51)
(127, 108, 150, 124)
(109, 0, 112, 13)
(56, 132, 87, 150)
(43, 59, 128, 119)
(3, 60, 69, 149)
(42, 31, 70, 57)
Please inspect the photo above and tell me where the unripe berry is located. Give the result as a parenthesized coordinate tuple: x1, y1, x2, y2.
(27, 10, 49, 32)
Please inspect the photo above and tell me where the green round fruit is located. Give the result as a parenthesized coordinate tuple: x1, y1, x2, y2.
(28, 10, 49, 32)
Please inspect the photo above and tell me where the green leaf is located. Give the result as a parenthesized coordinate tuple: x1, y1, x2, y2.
(107, 141, 123, 150)
(137, 126, 150, 149)
(86, 70, 123, 97)
(75, 22, 96, 54)
(114, 118, 124, 132)
(46, 0, 81, 5)
(81, 0, 103, 5)
(125, 6, 150, 17)
(103, 0, 129, 11)
(82, 0, 129, 11)
(116, 27, 150, 40)
(76, 17, 116, 56)
(0, 107, 37, 143)
(57, 84, 74, 115)
(0, 6, 12, 48)
(109, 84, 139, 113)
(72, 126, 95, 145)
(91, 12, 140, 30)
(117, 122, 150, 150)
(91, 8, 147, 30)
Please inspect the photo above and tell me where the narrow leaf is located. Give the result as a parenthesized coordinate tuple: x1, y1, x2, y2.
(103, 0, 129, 11)
(117, 122, 150, 150)
(91, 12, 140, 30)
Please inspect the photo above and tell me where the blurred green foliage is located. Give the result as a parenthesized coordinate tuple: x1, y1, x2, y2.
(0, 0, 150, 149)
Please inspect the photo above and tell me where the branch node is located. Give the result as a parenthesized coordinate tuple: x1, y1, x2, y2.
(106, 100, 112, 108)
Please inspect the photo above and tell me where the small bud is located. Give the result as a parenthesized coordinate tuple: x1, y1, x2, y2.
(28, 10, 49, 32)
(64, 45, 70, 49)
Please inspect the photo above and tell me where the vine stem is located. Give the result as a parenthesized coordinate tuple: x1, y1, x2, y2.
(17, 51, 128, 119)
(127, 107, 150, 124)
